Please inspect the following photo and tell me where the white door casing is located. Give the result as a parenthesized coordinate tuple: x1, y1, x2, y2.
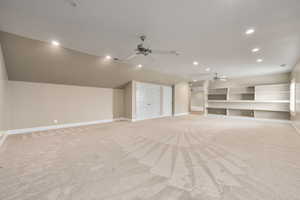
(163, 86, 172, 116)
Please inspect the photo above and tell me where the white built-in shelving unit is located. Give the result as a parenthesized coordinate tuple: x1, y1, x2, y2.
(206, 84, 290, 120)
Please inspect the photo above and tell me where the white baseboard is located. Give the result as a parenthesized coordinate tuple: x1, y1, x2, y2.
(114, 118, 129, 121)
(115, 118, 132, 122)
(0, 131, 8, 147)
(191, 106, 204, 111)
(206, 114, 291, 124)
(173, 113, 190, 117)
(132, 115, 172, 122)
(7, 119, 115, 135)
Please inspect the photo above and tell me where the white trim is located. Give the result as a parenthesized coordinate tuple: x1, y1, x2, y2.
(133, 115, 172, 122)
(113, 117, 130, 121)
(173, 113, 189, 117)
(7, 119, 115, 135)
(206, 114, 291, 124)
(161, 114, 173, 117)
(0, 131, 8, 147)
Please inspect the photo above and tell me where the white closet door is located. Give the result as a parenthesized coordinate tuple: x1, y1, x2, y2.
(136, 83, 147, 120)
(136, 82, 161, 120)
(147, 84, 161, 118)
(163, 86, 172, 116)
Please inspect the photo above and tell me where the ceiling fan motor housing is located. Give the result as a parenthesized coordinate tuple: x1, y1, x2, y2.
(137, 44, 152, 56)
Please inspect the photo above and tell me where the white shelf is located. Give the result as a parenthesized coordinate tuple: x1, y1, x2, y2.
(208, 100, 289, 103)
(229, 92, 255, 94)
(208, 88, 227, 95)
(254, 108, 289, 112)
(207, 107, 289, 112)
(206, 114, 290, 122)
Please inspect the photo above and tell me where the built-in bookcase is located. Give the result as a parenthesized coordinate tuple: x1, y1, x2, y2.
(207, 88, 227, 100)
(228, 109, 254, 117)
(206, 84, 290, 121)
(228, 87, 255, 101)
(207, 108, 227, 115)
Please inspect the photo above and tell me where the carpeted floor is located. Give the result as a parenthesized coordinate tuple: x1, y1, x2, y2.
(1, 115, 300, 200)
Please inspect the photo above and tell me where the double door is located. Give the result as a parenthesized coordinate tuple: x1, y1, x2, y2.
(136, 83, 161, 120)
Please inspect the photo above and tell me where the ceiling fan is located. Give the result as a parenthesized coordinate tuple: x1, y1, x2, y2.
(213, 73, 227, 81)
(189, 72, 227, 82)
(114, 35, 180, 62)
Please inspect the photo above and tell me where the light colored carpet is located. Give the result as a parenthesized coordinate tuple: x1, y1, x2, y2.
(1, 115, 300, 200)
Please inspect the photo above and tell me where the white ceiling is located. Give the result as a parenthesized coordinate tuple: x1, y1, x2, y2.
(0, 0, 300, 81)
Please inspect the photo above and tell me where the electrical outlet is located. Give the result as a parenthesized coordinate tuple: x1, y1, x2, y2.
(54, 120, 58, 124)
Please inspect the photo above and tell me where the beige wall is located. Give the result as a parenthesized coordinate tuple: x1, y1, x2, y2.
(173, 82, 190, 115)
(291, 60, 300, 129)
(124, 81, 133, 119)
(113, 89, 124, 119)
(191, 88, 204, 111)
(8, 81, 125, 130)
(0, 44, 9, 132)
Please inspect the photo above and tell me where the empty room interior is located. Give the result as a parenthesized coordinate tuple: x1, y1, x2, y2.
(1, 0, 300, 199)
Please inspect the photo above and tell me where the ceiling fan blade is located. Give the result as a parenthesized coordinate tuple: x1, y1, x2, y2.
(151, 50, 180, 56)
(113, 57, 130, 64)
(219, 77, 228, 81)
(213, 73, 228, 81)
(125, 53, 138, 60)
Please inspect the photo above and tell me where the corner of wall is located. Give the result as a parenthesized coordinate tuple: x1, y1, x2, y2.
(0, 43, 10, 146)
(173, 82, 190, 115)
(124, 81, 133, 120)
(291, 59, 300, 132)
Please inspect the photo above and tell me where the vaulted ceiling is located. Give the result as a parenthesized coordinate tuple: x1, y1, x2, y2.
(0, 0, 300, 86)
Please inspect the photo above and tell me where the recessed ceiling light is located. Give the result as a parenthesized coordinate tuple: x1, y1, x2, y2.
(51, 40, 60, 46)
(252, 48, 260, 53)
(137, 64, 143, 68)
(257, 58, 263, 63)
(193, 61, 199, 66)
(105, 55, 112, 60)
(245, 28, 255, 35)
(205, 67, 211, 72)
(193, 80, 197, 82)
